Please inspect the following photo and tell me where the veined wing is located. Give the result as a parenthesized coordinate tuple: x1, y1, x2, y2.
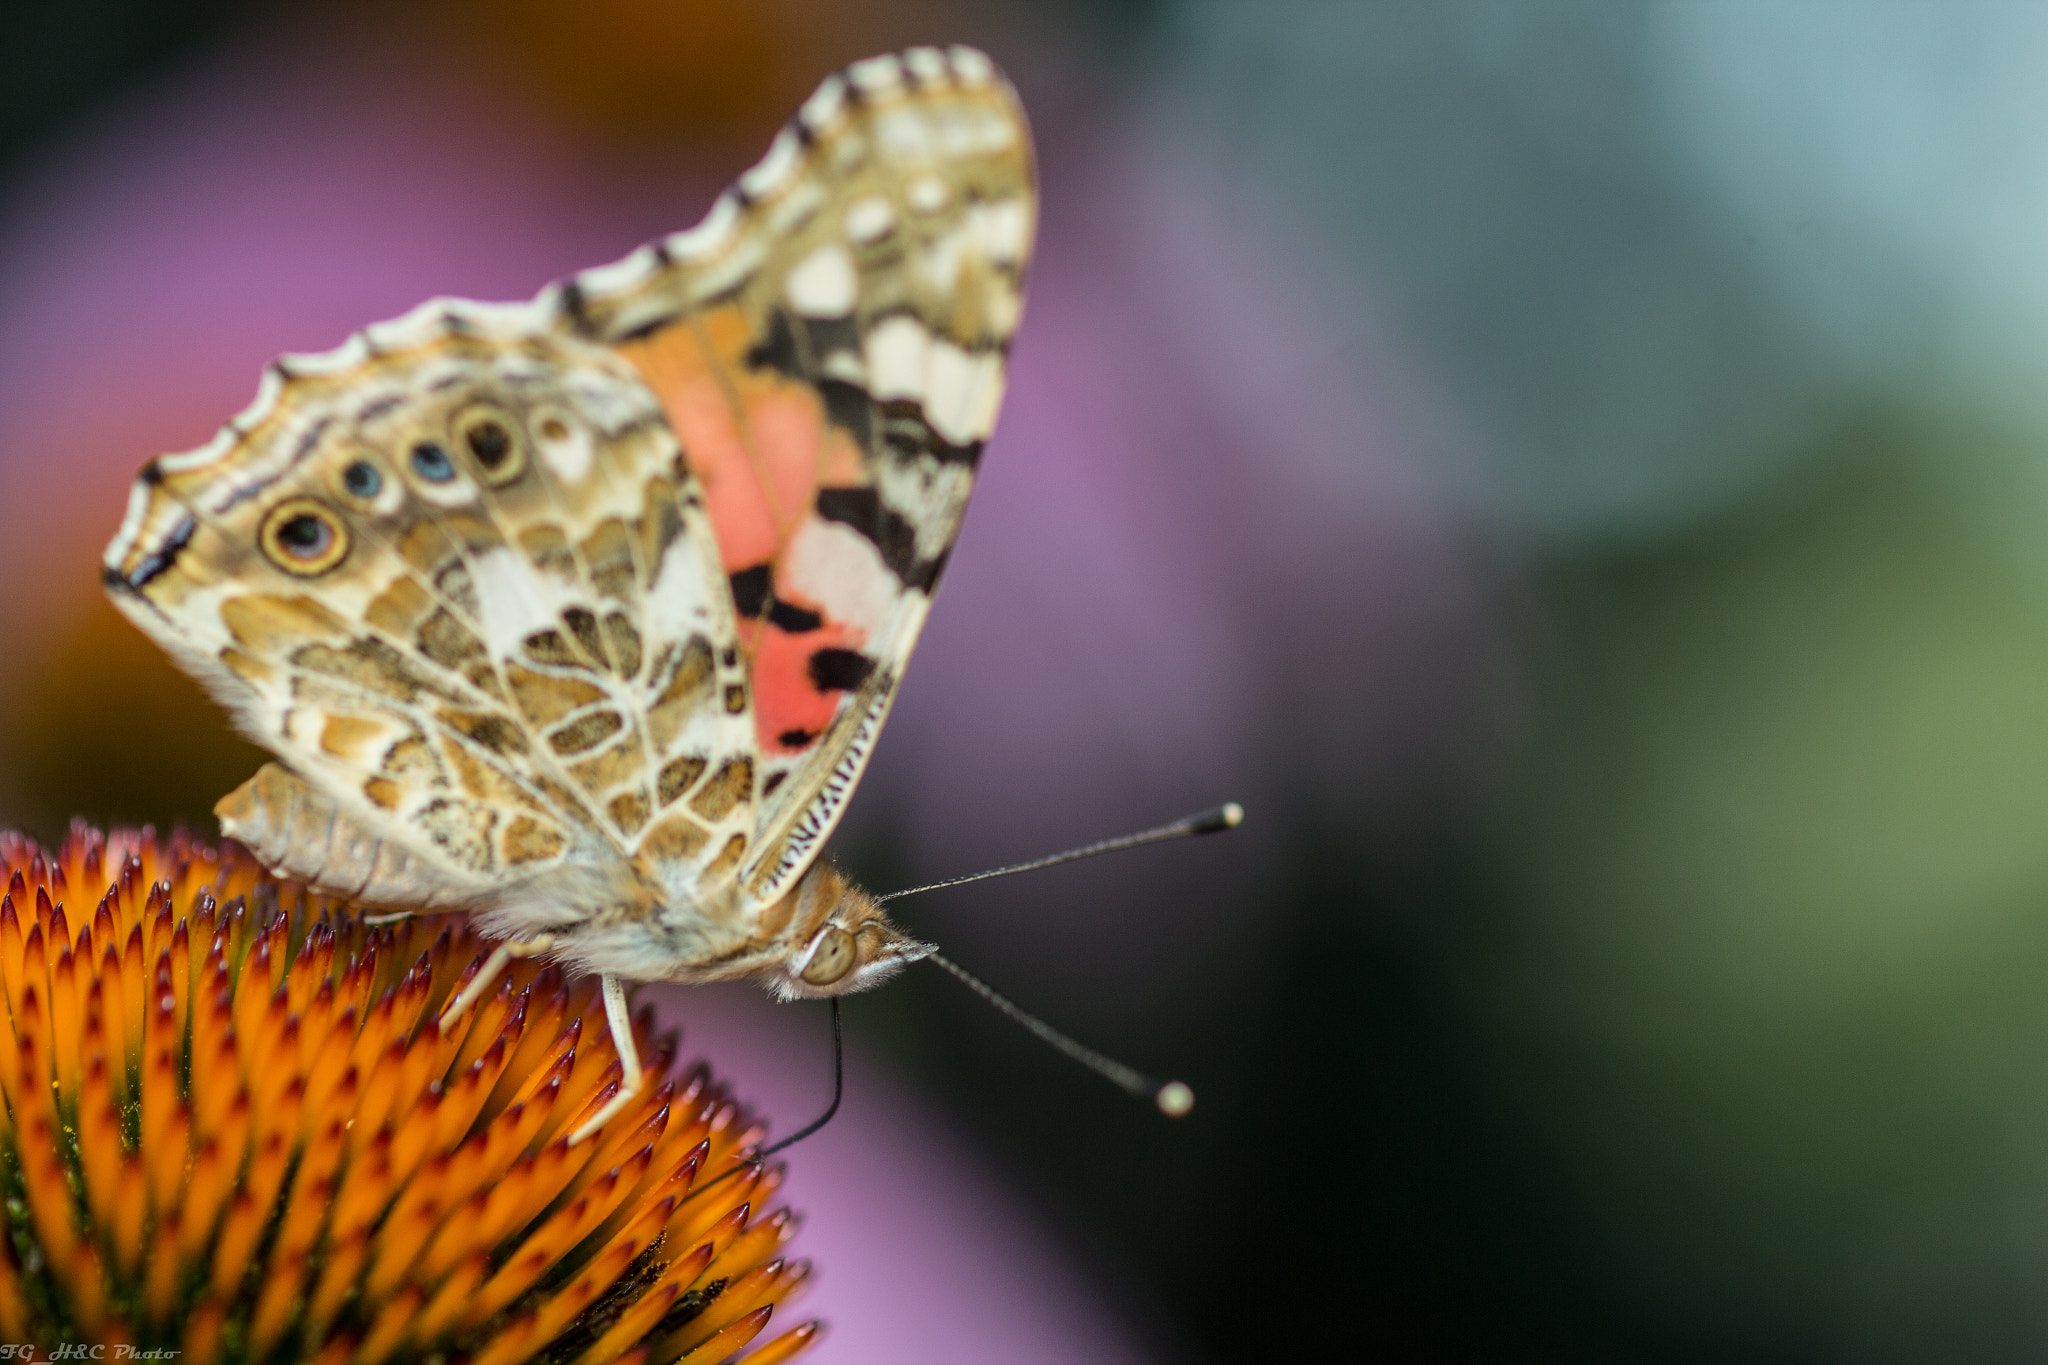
(560, 45, 1037, 908)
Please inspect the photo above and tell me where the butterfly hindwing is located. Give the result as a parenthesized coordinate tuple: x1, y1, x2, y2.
(102, 45, 1035, 951)
(103, 312, 761, 908)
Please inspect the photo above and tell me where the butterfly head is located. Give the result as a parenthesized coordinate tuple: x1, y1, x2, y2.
(764, 859, 930, 1001)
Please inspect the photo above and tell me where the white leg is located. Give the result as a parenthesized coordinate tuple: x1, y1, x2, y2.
(568, 974, 646, 1146)
(363, 911, 414, 926)
(438, 934, 556, 1029)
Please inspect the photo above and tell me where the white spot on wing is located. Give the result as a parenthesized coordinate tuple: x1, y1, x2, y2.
(157, 425, 240, 475)
(280, 332, 371, 379)
(907, 175, 949, 215)
(537, 413, 594, 483)
(924, 339, 1002, 445)
(948, 46, 995, 83)
(232, 366, 287, 434)
(876, 108, 933, 162)
(284, 709, 325, 748)
(865, 315, 929, 400)
(740, 128, 803, 201)
(821, 351, 867, 386)
(952, 107, 1019, 155)
(903, 47, 947, 85)
(106, 481, 157, 564)
(799, 74, 847, 133)
(782, 519, 899, 638)
(451, 298, 545, 335)
(845, 195, 894, 244)
(785, 243, 857, 317)
(366, 298, 459, 352)
(579, 244, 662, 295)
(473, 547, 558, 658)
(848, 54, 904, 95)
(642, 533, 721, 666)
(974, 198, 1030, 264)
(669, 194, 740, 260)
(875, 455, 975, 563)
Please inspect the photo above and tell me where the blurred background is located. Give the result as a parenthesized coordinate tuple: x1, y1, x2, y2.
(9, 0, 2048, 1360)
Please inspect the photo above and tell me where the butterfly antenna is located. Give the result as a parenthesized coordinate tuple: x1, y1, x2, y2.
(877, 803, 1242, 1118)
(924, 949, 1196, 1117)
(876, 802, 1244, 904)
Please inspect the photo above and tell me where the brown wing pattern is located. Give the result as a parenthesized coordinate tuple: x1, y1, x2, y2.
(103, 315, 758, 912)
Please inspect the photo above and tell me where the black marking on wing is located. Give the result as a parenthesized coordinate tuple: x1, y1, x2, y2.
(804, 315, 861, 359)
(746, 311, 877, 454)
(729, 564, 772, 619)
(209, 415, 337, 514)
(745, 310, 803, 378)
(819, 378, 874, 451)
(117, 513, 198, 590)
(558, 280, 592, 335)
(881, 400, 981, 465)
(807, 647, 874, 693)
(768, 599, 823, 633)
(291, 415, 336, 463)
(355, 393, 406, 424)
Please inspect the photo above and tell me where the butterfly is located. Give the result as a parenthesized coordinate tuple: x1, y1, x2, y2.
(101, 46, 1034, 1140)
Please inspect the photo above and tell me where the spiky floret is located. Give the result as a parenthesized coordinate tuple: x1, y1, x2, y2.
(0, 825, 820, 1363)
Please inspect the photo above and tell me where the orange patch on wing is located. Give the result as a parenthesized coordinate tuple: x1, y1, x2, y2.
(618, 310, 877, 758)
(615, 308, 865, 574)
(750, 619, 866, 755)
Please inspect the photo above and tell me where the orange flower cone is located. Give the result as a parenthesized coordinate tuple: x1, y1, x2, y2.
(0, 824, 820, 1362)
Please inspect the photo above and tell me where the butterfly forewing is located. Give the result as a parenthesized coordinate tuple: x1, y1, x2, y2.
(559, 47, 1035, 907)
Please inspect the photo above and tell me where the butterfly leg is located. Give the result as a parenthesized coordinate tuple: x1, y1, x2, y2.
(363, 911, 414, 927)
(568, 974, 645, 1147)
(439, 934, 557, 1030)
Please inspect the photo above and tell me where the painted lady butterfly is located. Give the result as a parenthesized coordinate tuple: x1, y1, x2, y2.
(101, 46, 1034, 1140)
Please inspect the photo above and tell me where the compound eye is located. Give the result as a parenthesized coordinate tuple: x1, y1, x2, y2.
(799, 926, 857, 987)
(456, 406, 526, 487)
(259, 498, 350, 576)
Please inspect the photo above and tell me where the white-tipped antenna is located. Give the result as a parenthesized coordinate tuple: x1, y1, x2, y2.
(878, 802, 1244, 905)
(884, 802, 1244, 1119)
(925, 949, 1197, 1116)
